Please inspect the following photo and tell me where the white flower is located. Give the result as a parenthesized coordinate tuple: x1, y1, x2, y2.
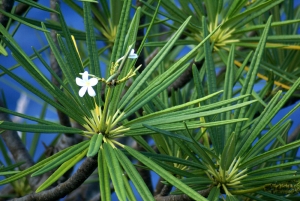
(116, 49, 138, 63)
(76, 71, 98, 97)
(128, 49, 138, 59)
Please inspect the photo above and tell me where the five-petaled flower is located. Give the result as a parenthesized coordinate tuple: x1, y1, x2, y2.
(76, 71, 98, 97)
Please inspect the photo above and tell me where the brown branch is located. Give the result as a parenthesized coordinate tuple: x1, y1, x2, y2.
(167, 58, 205, 96)
(0, 0, 14, 27)
(14, 0, 38, 16)
(10, 156, 98, 201)
(154, 177, 165, 196)
(155, 184, 172, 197)
(0, 185, 15, 201)
(288, 123, 300, 143)
(155, 188, 211, 201)
(64, 174, 100, 201)
(0, 0, 39, 28)
(0, 101, 41, 191)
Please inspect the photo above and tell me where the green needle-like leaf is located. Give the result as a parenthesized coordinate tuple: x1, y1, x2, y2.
(36, 148, 87, 193)
(98, 148, 111, 201)
(32, 141, 89, 177)
(220, 132, 236, 171)
(124, 145, 208, 201)
(103, 143, 126, 201)
(239, 140, 300, 169)
(115, 149, 154, 201)
(87, 133, 103, 158)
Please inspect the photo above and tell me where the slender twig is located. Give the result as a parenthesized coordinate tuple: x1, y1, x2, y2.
(10, 156, 98, 201)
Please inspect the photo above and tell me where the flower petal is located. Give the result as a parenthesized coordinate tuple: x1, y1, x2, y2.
(79, 86, 88, 97)
(89, 78, 98, 86)
(82, 71, 89, 81)
(128, 49, 138, 59)
(87, 86, 96, 97)
(76, 78, 85, 86)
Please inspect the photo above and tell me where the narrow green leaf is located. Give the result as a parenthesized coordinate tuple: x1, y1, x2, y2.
(0, 139, 13, 165)
(234, 16, 272, 137)
(143, 124, 193, 143)
(0, 9, 49, 32)
(246, 120, 292, 160)
(0, 106, 54, 125)
(202, 15, 223, 155)
(126, 91, 223, 126)
(87, 133, 103, 158)
(125, 145, 208, 201)
(103, 143, 126, 201)
(207, 187, 220, 201)
(126, 100, 255, 129)
(109, 0, 130, 62)
(0, 43, 8, 56)
(119, 16, 193, 109)
(56, 5, 83, 75)
(36, 148, 87, 193)
(83, 2, 102, 105)
(32, 47, 64, 90)
(107, 7, 141, 118)
(223, 45, 235, 139)
(248, 160, 300, 175)
(0, 142, 83, 185)
(98, 148, 111, 201)
(183, 123, 216, 168)
(226, 194, 239, 201)
(220, 132, 236, 171)
(122, 63, 190, 119)
(15, 0, 59, 13)
(0, 64, 85, 126)
(122, 173, 137, 201)
(0, 171, 20, 176)
(29, 103, 47, 156)
(239, 140, 300, 169)
(0, 121, 82, 134)
(222, 0, 283, 29)
(241, 171, 296, 182)
(124, 119, 249, 136)
(32, 140, 89, 177)
(153, 159, 196, 178)
(256, 191, 291, 201)
(115, 149, 154, 201)
(238, 68, 300, 158)
(139, 152, 206, 169)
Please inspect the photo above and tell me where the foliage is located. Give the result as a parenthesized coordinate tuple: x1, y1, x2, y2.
(0, 0, 300, 200)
